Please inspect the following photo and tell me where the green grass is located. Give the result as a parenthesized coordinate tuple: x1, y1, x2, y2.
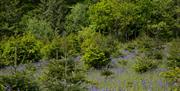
(86, 58, 170, 91)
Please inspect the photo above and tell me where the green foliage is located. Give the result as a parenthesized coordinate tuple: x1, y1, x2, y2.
(79, 28, 118, 54)
(65, 3, 89, 33)
(78, 28, 98, 50)
(0, 0, 179, 90)
(88, 0, 177, 41)
(81, 47, 111, 69)
(101, 69, 114, 78)
(66, 34, 81, 55)
(20, 16, 54, 40)
(40, 36, 64, 60)
(135, 37, 158, 51)
(41, 34, 80, 59)
(1, 33, 43, 66)
(79, 29, 103, 53)
(124, 36, 164, 59)
(167, 39, 180, 68)
(136, 0, 176, 39)
(88, 0, 140, 39)
(0, 43, 4, 68)
(161, 67, 180, 90)
(0, 0, 40, 37)
(161, 67, 180, 82)
(133, 57, 158, 73)
(0, 72, 39, 91)
(36, 0, 68, 33)
(118, 60, 128, 66)
(88, 0, 117, 34)
(41, 58, 86, 91)
(79, 31, 113, 69)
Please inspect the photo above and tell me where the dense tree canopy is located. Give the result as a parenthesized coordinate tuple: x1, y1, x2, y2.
(0, 0, 179, 39)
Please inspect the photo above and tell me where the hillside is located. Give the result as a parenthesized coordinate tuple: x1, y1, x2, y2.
(0, 0, 179, 91)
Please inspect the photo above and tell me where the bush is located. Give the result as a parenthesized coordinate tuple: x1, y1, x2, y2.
(79, 28, 115, 69)
(160, 67, 180, 90)
(65, 3, 89, 34)
(0, 43, 4, 68)
(78, 28, 100, 53)
(1, 33, 43, 66)
(79, 28, 118, 54)
(81, 47, 111, 69)
(118, 60, 128, 66)
(41, 36, 64, 60)
(0, 72, 39, 91)
(167, 39, 180, 68)
(41, 58, 87, 91)
(133, 57, 158, 73)
(88, 0, 116, 34)
(122, 36, 155, 53)
(137, 0, 176, 39)
(101, 69, 114, 78)
(161, 67, 180, 83)
(41, 34, 80, 59)
(66, 34, 81, 55)
(125, 37, 164, 59)
(20, 16, 54, 41)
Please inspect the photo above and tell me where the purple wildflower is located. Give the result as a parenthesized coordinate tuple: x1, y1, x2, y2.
(142, 80, 146, 89)
(158, 80, 163, 88)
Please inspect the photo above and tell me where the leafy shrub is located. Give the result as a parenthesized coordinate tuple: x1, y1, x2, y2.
(167, 39, 180, 68)
(41, 34, 80, 59)
(1, 33, 43, 66)
(0, 72, 39, 91)
(78, 28, 100, 53)
(101, 69, 114, 78)
(20, 16, 54, 40)
(144, 50, 163, 60)
(41, 36, 64, 60)
(81, 47, 111, 69)
(0, 43, 4, 68)
(122, 36, 155, 52)
(65, 3, 89, 33)
(88, 0, 116, 34)
(161, 67, 180, 83)
(160, 67, 180, 90)
(118, 60, 128, 66)
(88, 0, 140, 40)
(88, 0, 177, 41)
(79, 28, 118, 54)
(41, 58, 87, 91)
(65, 34, 81, 55)
(125, 37, 164, 59)
(133, 57, 158, 73)
(79, 28, 115, 69)
(137, 0, 176, 39)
